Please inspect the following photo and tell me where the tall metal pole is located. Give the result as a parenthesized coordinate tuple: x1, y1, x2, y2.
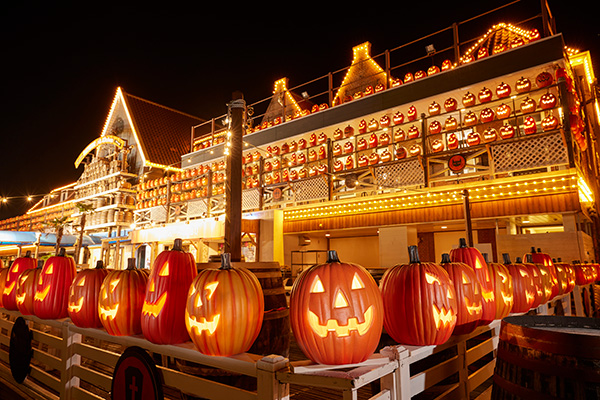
(224, 91, 245, 261)
(462, 189, 474, 247)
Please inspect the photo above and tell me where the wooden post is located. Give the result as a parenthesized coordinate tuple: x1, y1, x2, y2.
(463, 189, 474, 247)
(225, 91, 245, 261)
(256, 355, 289, 400)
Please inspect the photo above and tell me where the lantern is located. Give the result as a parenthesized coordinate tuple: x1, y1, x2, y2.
(318, 146, 327, 160)
(445, 116, 458, 131)
(409, 144, 422, 157)
(449, 239, 495, 325)
(2, 250, 37, 310)
(499, 124, 516, 139)
(554, 261, 575, 295)
(480, 108, 495, 123)
(98, 258, 149, 336)
(440, 254, 482, 335)
(358, 120, 367, 134)
(16, 267, 41, 315)
(521, 255, 552, 307)
(394, 128, 405, 142)
(407, 125, 420, 139)
(343, 141, 354, 154)
(298, 138, 307, 150)
(441, 59, 453, 71)
(0, 268, 8, 308)
(496, 82, 511, 99)
(429, 120, 442, 135)
(515, 77, 532, 93)
(478, 87, 493, 103)
(484, 254, 514, 320)
(483, 128, 497, 143)
(333, 160, 344, 172)
(414, 70, 427, 80)
(345, 156, 354, 170)
(427, 65, 440, 76)
(379, 132, 391, 146)
(395, 146, 407, 160)
(444, 97, 458, 112)
(368, 119, 379, 132)
(542, 114, 559, 131)
(428, 101, 441, 116)
(477, 47, 488, 59)
(309, 133, 317, 147)
(462, 92, 476, 107)
(431, 139, 444, 153)
(523, 116, 537, 135)
(68, 260, 110, 328)
(393, 111, 405, 125)
(536, 71, 554, 88)
(34, 248, 77, 320)
(407, 106, 418, 121)
(380, 150, 392, 162)
(520, 97, 537, 114)
(141, 239, 197, 344)
(463, 111, 478, 127)
(502, 254, 535, 313)
(186, 254, 264, 357)
(368, 152, 379, 165)
(540, 92, 557, 109)
(358, 154, 368, 168)
(333, 143, 342, 156)
(496, 103, 512, 119)
(380, 115, 390, 128)
(368, 133, 378, 149)
(317, 132, 327, 144)
(380, 246, 457, 345)
(467, 132, 481, 146)
(308, 150, 317, 162)
(447, 133, 459, 150)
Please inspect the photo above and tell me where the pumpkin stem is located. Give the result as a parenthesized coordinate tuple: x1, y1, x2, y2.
(172, 238, 184, 252)
(127, 258, 137, 270)
(24, 250, 32, 258)
(537, 248, 542, 253)
(408, 245, 421, 263)
(458, 238, 467, 248)
(515, 257, 523, 264)
(502, 253, 512, 264)
(440, 253, 451, 264)
(57, 248, 66, 257)
(525, 254, 533, 263)
(327, 250, 340, 263)
(220, 253, 233, 270)
(95, 260, 105, 269)
(531, 246, 536, 253)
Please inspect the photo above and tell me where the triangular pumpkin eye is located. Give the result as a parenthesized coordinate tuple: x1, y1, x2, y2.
(310, 276, 325, 293)
(334, 290, 349, 308)
(159, 262, 169, 276)
(351, 273, 364, 289)
(462, 272, 470, 284)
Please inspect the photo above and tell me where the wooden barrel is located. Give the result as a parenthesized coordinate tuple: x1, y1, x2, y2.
(492, 315, 600, 400)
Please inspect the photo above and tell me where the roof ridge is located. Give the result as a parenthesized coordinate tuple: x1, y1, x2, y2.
(121, 88, 205, 122)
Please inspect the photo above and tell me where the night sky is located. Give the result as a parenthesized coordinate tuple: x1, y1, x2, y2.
(1, 2, 597, 220)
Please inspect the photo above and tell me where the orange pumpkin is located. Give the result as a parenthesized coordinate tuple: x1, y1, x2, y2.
(33, 248, 77, 320)
(68, 261, 110, 328)
(2, 251, 37, 310)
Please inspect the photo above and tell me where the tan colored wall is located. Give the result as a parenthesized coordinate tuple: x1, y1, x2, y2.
(495, 231, 595, 263)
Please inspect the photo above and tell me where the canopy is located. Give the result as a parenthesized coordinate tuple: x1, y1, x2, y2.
(0, 231, 102, 247)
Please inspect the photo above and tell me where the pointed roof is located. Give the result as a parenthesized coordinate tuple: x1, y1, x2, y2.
(460, 23, 541, 64)
(260, 78, 313, 127)
(103, 87, 205, 169)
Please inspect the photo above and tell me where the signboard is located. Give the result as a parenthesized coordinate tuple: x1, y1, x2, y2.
(9, 317, 33, 383)
(448, 154, 467, 173)
(74, 135, 126, 168)
(111, 346, 163, 400)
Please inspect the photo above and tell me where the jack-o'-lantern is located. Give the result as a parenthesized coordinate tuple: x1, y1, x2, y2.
(333, 160, 344, 172)
(536, 71, 553, 88)
(520, 97, 537, 113)
(449, 239, 495, 326)
(68, 260, 109, 328)
(496, 103, 512, 119)
(462, 54, 474, 64)
(415, 70, 426, 80)
(483, 128, 497, 143)
(520, 255, 551, 307)
(407, 125, 420, 139)
(496, 82, 511, 98)
(478, 87, 493, 103)
(344, 141, 354, 154)
(428, 102, 441, 116)
(572, 262, 594, 285)
(308, 149, 317, 162)
(309, 133, 317, 147)
(493, 43, 507, 54)
(291, 250, 383, 364)
(379, 132, 390, 146)
(499, 124, 516, 139)
(364, 86, 374, 96)
(297, 153, 306, 165)
(515, 76, 531, 93)
(440, 254, 482, 335)
(510, 37, 524, 48)
(2, 251, 37, 310)
(308, 167, 317, 177)
(409, 144, 422, 157)
(480, 108, 495, 123)
(142, 239, 197, 344)
(391, 77, 403, 87)
(368, 119, 379, 132)
(16, 267, 41, 315)
(463, 111, 478, 127)
(431, 139, 444, 153)
(428, 65, 440, 76)
(444, 97, 458, 112)
(282, 169, 289, 182)
(318, 146, 327, 160)
(289, 141, 297, 152)
(98, 258, 149, 336)
(368, 152, 379, 165)
(380, 246, 457, 345)
(345, 156, 354, 170)
(447, 133, 459, 149)
(395, 146, 407, 159)
(358, 154, 369, 168)
(380, 115, 390, 128)
(467, 132, 481, 146)
(298, 138, 307, 150)
(311, 104, 319, 113)
(186, 254, 263, 357)
(524, 116, 537, 135)
(317, 164, 328, 174)
(441, 59, 453, 71)
(281, 142, 289, 154)
(393, 111, 405, 125)
(477, 47, 488, 59)
(526, 248, 558, 299)
(462, 92, 476, 107)
(529, 28, 541, 41)
(542, 114, 559, 131)
(34, 248, 77, 320)
(298, 168, 308, 179)
(333, 143, 342, 156)
(407, 106, 418, 121)
(404, 72, 414, 83)
(273, 170, 281, 183)
(502, 253, 536, 313)
(368, 133, 378, 149)
(445, 116, 458, 131)
(554, 261, 575, 295)
(264, 161, 272, 172)
(358, 119, 367, 134)
(429, 120, 442, 135)
(540, 92, 557, 109)
(375, 83, 385, 93)
(394, 128, 405, 142)
(317, 132, 327, 144)
(380, 150, 392, 163)
(252, 151, 261, 162)
(485, 257, 514, 320)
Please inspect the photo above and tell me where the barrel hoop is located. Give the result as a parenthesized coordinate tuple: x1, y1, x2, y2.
(263, 307, 289, 321)
(496, 344, 600, 383)
(261, 287, 286, 296)
(493, 373, 561, 400)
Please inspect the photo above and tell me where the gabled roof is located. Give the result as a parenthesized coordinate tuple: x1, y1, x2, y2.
(117, 89, 205, 169)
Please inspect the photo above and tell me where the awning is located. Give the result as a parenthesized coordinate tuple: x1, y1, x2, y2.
(0, 231, 102, 247)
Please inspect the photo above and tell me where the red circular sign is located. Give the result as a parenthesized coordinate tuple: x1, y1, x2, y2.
(112, 346, 163, 400)
(448, 154, 467, 172)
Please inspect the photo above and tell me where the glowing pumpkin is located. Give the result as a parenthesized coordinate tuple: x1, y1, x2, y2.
(516, 77, 532, 93)
(381, 245, 457, 345)
(444, 97, 458, 112)
(68, 261, 110, 328)
(440, 254, 482, 335)
(33, 248, 77, 320)
(2, 251, 37, 310)
(502, 254, 535, 313)
(485, 257, 514, 320)
(16, 267, 41, 315)
(554, 261, 575, 295)
(186, 254, 264, 357)
(449, 239, 495, 325)
(98, 258, 149, 336)
(142, 239, 197, 344)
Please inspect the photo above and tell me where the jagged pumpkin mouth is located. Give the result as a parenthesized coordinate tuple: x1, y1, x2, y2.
(186, 309, 220, 335)
(307, 305, 374, 338)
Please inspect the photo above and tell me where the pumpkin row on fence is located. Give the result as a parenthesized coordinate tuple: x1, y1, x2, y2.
(1, 240, 598, 365)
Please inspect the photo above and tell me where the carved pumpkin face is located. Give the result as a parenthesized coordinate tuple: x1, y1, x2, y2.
(520, 97, 537, 114)
(486, 261, 514, 320)
(431, 139, 444, 153)
(444, 97, 458, 112)
(499, 124, 516, 139)
(480, 108, 495, 123)
(407, 125, 420, 139)
(68, 261, 109, 328)
(542, 114, 559, 131)
(462, 92, 476, 108)
(540, 92, 557, 109)
(98, 259, 149, 336)
(428, 102, 441, 116)
(141, 239, 197, 344)
(429, 120, 442, 135)
(380, 115, 390, 128)
(33, 249, 77, 320)
(478, 87, 493, 103)
(394, 128, 405, 142)
(407, 106, 418, 121)
(393, 111, 404, 125)
(186, 254, 263, 357)
(440, 255, 482, 335)
(379, 132, 390, 146)
(381, 246, 457, 345)
(536, 71, 553, 88)
(2, 251, 37, 311)
(524, 116, 537, 135)
(463, 111, 478, 127)
(291, 251, 383, 364)
(368, 133, 378, 148)
(467, 132, 481, 146)
(16, 268, 41, 315)
(447, 133, 459, 149)
(358, 119, 367, 134)
(496, 103, 512, 119)
(496, 82, 511, 98)
(358, 154, 369, 167)
(428, 65, 440, 75)
(368, 119, 379, 132)
(445, 116, 458, 131)
(483, 128, 497, 143)
(516, 77, 532, 93)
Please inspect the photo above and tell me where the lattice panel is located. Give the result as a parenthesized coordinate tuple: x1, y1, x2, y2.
(150, 206, 166, 222)
(291, 176, 329, 202)
(374, 159, 425, 188)
(242, 188, 261, 211)
(492, 133, 568, 173)
(188, 199, 208, 218)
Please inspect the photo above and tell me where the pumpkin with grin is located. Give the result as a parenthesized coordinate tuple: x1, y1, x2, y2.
(68, 260, 109, 328)
(33, 248, 77, 320)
